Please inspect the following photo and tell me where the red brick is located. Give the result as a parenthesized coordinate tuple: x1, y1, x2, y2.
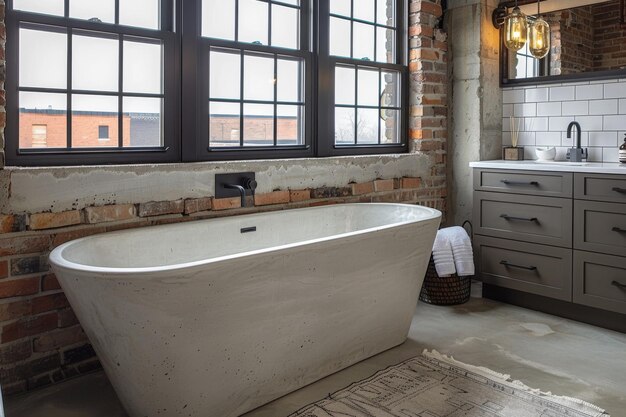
(289, 189, 311, 203)
(33, 326, 86, 352)
(0, 340, 32, 365)
(184, 197, 213, 215)
(254, 190, 290, 206)
(0, 299, 32, 322)
(212, 197, 241, 211)
(41, 274, 61, 292)
(58, 309, 78, 328)
(374, 179, 395, 192)
(350, 182, 375, 196)
(0, 236, 50, 257)
(0, 277, 39, 299)
(138, 200, 184, 217)
(29, 211, 82, 231)
(84, 204, 136, 224)
(11, 256, 49, 276)
(32, 293, 69, 315)
(2, 312, 58, 343)
(0, 214, 25, 234)
(0, 260, 7, 279)
(401, 177, 422, 189)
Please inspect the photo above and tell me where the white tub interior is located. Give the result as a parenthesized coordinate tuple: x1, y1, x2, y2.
(57, 203, 438, 270)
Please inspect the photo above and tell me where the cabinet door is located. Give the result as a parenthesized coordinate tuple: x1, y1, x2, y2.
(574, 173, 626, 203)
(574, 251, 626, 315)
(474, 191, 573, 248)
(475, 236, 572, 301)
(474, 169, 573, 197)
(574, 200, 626, 257)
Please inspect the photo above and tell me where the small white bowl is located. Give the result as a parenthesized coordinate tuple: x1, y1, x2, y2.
(535, 147, 556, 161)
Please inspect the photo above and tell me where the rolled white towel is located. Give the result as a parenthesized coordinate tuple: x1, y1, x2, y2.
(432, 229, 456, 277)
(443, 226, 475, 277)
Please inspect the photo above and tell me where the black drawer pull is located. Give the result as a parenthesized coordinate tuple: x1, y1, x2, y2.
(612, 281, 626, 290)
(500, 214, 539, 222)
(613, 187, 626, 194)
(500, 260, 537, 271)
(612, 227, 626, 234)
(501, 180, 539, 186)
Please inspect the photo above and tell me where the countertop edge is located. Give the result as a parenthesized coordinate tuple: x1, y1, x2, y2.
(469, 160, 626, 175)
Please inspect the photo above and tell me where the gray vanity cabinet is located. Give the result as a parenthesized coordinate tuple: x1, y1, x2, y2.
(474, 169, 626, 315)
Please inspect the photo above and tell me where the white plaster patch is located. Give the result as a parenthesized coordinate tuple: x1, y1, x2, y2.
(1, 153, 432, 214)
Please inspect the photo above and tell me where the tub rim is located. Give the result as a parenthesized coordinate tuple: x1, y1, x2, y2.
(49, 203, 441, 276)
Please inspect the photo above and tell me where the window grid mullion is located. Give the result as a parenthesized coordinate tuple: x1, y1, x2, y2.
(239, 52, 245, 147)
(67, 26, 73, 148)
(378, 68, 382, 144)
(273, 55, 278, 146)
(115, 0, 120, 25)
(235, 0, 240, 43)
(118, 35, 124, 148)
(354, 65, 358, 145)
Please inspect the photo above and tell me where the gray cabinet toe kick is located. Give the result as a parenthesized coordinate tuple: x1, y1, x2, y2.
(473, 168, 626, 331)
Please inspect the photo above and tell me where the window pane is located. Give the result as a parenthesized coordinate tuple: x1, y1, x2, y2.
(209, 102, 241, 147)
(335, 66, 355, 105)
(357, 68, 378, 106)
(381, 109, 400, 144)
(72, 95, 119, 148)
(13, 0, 64, 16)
(276, 0, 299, 5)
(239, 0, 268, 45)
(271, 5, 299, 49)
(330, 0, 351, 17)
(72, 34, 119, 92)
(19, 28, 67, 89)
(119, 0, 160, 30)
(124, 97, 163, 147)
(353, 0, 375, 23)
(335, 107, 355, 145)
(381, 70, 400, 107)
(124, 40, 163, 94)
(244, 104, 274, 147)
(210, 49, 241, 100)
(19, 92, 67, 149)
(70, 0, 115, 24)
(244, 54, 274, 101)
(377, 0, 395, 26)
(330, 17, 351, 58)
(277, 105, 303, 146)
(377, 27, 395, 63)
(357, 108, 378, 144)
(353, 23, 374, 61)
(202, 0, 235, 40)
(277, 58, 303, 103)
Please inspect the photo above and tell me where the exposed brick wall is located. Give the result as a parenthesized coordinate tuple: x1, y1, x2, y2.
(592, 0, 626, 72)
(0, 0, 5, 167)
(0, 0, 448, 395)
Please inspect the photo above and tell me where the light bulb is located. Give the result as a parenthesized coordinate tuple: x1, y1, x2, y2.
(529, 17, 550, 59)
(504, 7, 528, 52)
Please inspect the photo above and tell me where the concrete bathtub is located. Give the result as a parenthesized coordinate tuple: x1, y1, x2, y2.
(49, 203, 441, 417)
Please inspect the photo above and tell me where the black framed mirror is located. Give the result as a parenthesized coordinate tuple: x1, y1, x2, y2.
(499, 0, 626, 86)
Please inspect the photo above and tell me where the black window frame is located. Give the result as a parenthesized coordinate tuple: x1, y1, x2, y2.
(5, 0, 180, 166)
(6, 0, 408, 166)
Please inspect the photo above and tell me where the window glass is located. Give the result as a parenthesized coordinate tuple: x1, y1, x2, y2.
(19, 92, 67, 149)
(202, 0, 236, 40)
(124, 97, 163, 147)
(70, 0, 115, 24)
(72, 33, 119, 92)
(71, 95, 118, 148)
(119, 0, 160, 30)
(123, 40, 163, 94)
(14, 0, 64, 16)
(19, 28, 67, 89)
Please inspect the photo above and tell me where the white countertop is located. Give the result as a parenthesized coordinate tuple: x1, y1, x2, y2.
(469, 160, 626, 175)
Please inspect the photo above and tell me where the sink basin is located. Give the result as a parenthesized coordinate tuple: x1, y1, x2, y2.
(532, 161, 589, 166)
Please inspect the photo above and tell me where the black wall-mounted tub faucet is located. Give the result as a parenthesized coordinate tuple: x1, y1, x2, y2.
(215, 172, 257, 207)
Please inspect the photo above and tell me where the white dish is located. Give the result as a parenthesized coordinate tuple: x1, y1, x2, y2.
(535, 147, 556, 161)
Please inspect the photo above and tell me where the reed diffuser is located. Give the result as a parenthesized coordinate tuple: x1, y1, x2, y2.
(503, 116, 524, 160)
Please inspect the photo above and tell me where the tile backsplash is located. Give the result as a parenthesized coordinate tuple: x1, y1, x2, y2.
(502, 79, 626, 162)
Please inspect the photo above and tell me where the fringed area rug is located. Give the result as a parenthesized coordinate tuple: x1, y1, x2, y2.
(289, 350, 609, 417)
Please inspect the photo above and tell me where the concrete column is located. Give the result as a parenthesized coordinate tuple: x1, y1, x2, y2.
(446, 0, 502, 225)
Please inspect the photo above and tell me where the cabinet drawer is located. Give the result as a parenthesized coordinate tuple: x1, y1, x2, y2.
(574, 173, 626, 203)
(574, 200, 626, 257)
(474, 169, 573, 197)
(474, 191, 572, 247)
(475, 236, 572, 301)
(574, 251, 626, 315)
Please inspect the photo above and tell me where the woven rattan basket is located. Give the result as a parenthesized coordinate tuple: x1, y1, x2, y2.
(419, 221, 473, 306)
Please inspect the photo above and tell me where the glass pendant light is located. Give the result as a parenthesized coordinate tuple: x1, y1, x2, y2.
(529, 0, 550, 59)
(503, 1, 527, 52)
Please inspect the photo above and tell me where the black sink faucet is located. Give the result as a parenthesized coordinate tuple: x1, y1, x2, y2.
(216, 172, 258, 208)
(224, 178, 257, 208)
(566, 121, 587, 162)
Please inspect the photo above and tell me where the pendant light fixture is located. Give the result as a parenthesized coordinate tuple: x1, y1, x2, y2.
(529, 0, 550, 59)
(503, 0, 528, 52)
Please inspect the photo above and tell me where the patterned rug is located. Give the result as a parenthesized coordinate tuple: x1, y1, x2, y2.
(289, 350, 609, 417)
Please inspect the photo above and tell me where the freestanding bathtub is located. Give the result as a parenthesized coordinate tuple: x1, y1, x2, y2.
(49, 203, 441, 417)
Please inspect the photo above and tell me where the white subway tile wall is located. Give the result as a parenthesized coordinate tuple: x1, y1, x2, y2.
(502, 80, 626, 162)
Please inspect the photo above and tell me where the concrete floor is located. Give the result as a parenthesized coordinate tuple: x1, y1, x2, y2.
(5, 297, 626, 417)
